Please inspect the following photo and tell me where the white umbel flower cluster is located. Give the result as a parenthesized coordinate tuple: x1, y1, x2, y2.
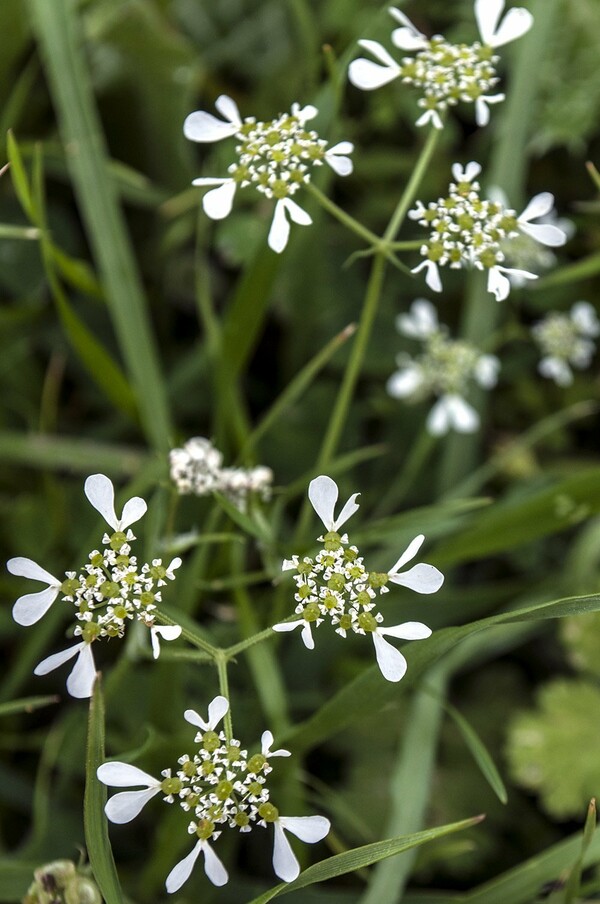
(532, 302, 600, 386)
(273, 476, 443, 681)
(387, 299, 500, 434)
(7, 475, 181, 697)
(184, 96, 353, 252)
(169, 436, 273, 513)
(98, 696, 329, 892)
(348, 0, 533, 128)
(409, 162, 567, 301)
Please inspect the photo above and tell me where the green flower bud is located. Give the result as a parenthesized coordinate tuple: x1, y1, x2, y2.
(216, 780, 234, 801)
(258, 802, 279, 823)
(109, 531, 128, 551)
(196, 818, 215, 840)
(202, 730, 221, 752)
(247, 753, 267, 774)
(160, 776, 182, 796)
(323, 531, 342, 551)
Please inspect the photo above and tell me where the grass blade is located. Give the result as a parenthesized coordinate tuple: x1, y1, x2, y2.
(0, 695, 59, 718)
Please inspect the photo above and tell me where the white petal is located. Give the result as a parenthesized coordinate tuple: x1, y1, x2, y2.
(539, 357, 572, 386)
(475, 94, 505, 127)
(388, 9, 428, 50)
(474, 354, 500, 388)
(165, 840, 204, 893)
(34, 642, 83, 676)
(398, 299, 438, 338)
(487, 266, 511, 302)
(300, 622, 315, 650)
(452, 161, 482, 183)
(334, 492, 360, 531)
(191, 177, 234, 187)
(183, 111, 239, 143)
(388, 563, 444, 593)
(325, 150, 353, 177)
(348, 58, 400, 90)
(518, 191, 555, 224)
(13, 586, 60, 626)
(282, 197, 312, 226)
(412, 259, 442, 293)
(474, 0, 505, 45)
(445, 394, 480, 433)
(488, 7, 534, 47)
(386, 366, 424, 399)
(293, 103, 318, 123)
(282, 559, 296, 571)
(328, 141, 354, 156)
(66, 643, 97, 698)
(278, 815, 331, 843)
(105, 787, 160, 824)
(519, 221, 567, 248)
(118, 496, 148, 530)
(308, 475, 338, 530)
(184, 708, 207, 729)
(272, 619, 306, 635)
(97, 762, 159, 788)
(7, 556, 60, 585)
(150, 624, 182, 659)
(426, 397, 452, 435)
(201, 840, 229, 887)
(372, 632, 408, 682)
(388, 534, 425, 574)
(416, 109, 444, 130)
(261, 730, 291, 758)
(268, 200, 291, 253)
(379, 621, 432, 640)
(272, 821, 300, 882)
(214, 94, 242, 127)
(84, 474, 117, 530)
(572, 302, 600, 336)
(207, 695, 230, 730)
(202, 181, 237, 220)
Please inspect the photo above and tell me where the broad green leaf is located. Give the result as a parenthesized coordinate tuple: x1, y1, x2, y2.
(281, 593, 600, 753)
(0, 695, 58, 718)
(84, 678, 124, 904)
(439, 698, 507, 805)
(247, 816, 484, 904)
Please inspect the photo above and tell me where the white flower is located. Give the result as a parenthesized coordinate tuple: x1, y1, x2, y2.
(371, 621, 432, 682)
(427, 394, 481, 435)
(272, 616, 318, 650)
(84, 474, 147, 533)
(308, 475, 360, 533)
(97, 761, 163, 823)
(533, 301, 600, 385)
(270, 814, 331, 882)
(150, 624, 183, 659)
(184, 96, 353, 253)
(396, 298, 439, 339)
(349, 2, 532, 128)
(386, 534, 444, 593)
(34, 641, 97, 699)
(261, 731, 291, 759)
(165, 836, 228, 892)
(184, 695, 229, 733)
(7, 557, 63, 626)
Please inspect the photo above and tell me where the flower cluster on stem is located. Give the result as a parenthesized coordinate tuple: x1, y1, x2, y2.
(98, 696, 330, 891)
(532, 302, 600, 386)
(7, 475, 182, 697)
(273, 476, 443, 681)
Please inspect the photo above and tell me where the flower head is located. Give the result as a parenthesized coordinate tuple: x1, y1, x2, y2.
(387, 299, 499, 434)
(7, 475, 182, 697)
(349, 1, 533, 128)
(169, 436, 273, 512)
(532, 302, 600, 386)
(184, 97, 353, 253)
(408, 163, 567, 300)
(273, 476, 443, 681)
(98, 696, 328, 891)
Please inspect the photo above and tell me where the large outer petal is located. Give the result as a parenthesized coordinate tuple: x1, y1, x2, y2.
(474, 0, 504, 45)
(386, 366, 424, 399)
(308, 475, 338, 530)
(488, 7, 533, 47)
(84, 474, 117, 529)
(66, 643, 97, 698)
(118, 495, 148, 530)
(183, 110, 239, 143)
(214, 94, 242, 126)
(278, 815, 330, 843)
(105, 787, 160, 824)
(165, 840, 203, 893)
(7, 556, 59, 585)
(388, 535, 425, 574)
(272, 821, 301, 882)
(201, 841, 229, 887)
(268, 200, 291, 254)
(34, 642, 83, 676)
(348, 54, 400, 91)
(13, 585, 60, 626)
(97, 762, 159, 788)
(388, 563, 444, 593)
(206, 695, 230, 730)
(202, 181, 237, 220)
(380, 621, 432, 640)
(372, 632, 408, 682)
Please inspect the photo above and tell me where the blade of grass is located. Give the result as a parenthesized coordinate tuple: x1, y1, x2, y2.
(0, 430, 146, 474)
(0, 695, 59, 718)
(84, 677, 124, 904)
(563, 799, 596, 904)
(28, 0, 172, 449)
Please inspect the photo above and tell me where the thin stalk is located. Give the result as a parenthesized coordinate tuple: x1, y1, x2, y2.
(306, 181, 382, 247)
(225, 625, 278, 660)
(382, 123, 442, 244)
(216, 654, 233, 740)
(154, 607, 218, 658)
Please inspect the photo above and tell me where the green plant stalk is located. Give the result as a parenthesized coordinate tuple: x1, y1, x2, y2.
(154, 608, 218, 658)
(306, 181, 384, 247)
(295, 127, 441, 538)
(28, 0, 172, 450)
(216, 653, 233, 741)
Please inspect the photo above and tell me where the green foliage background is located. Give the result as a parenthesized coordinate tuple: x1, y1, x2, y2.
(2, 0, 600, 901)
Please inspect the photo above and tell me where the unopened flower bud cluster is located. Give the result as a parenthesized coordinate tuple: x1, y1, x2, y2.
(24, 859, 101, 904)
(169, 436, 273, 512)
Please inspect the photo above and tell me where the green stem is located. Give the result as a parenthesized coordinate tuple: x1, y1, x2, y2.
(225, 625, 278, 660)
(382, 123, 442, 243)
(306, 181, 382, 247)
(154, 608, 218, 658)
(373, 429, 437, 518)
(216, 654, 233, 740)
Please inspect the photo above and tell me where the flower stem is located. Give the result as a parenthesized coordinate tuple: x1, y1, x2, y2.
(225, 625, 277, 659)
(154, 608, 218, 658)
(306, 181, 382, 247)
(215, 653, 233, 740)
(383, 124, 442, 244)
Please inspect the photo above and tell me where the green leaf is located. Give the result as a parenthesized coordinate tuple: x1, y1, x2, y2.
(0, 861, 38, 902)
(246, 816, 484, 904)
(0, 694, 59, 718)
(6, 129, 37, 222)
(439, 698, 508, 805)
(564, 799, 597, 903)
(0, 430, 146, 474)
(213, 491, 273, 544)
(84, 677, 124, 904)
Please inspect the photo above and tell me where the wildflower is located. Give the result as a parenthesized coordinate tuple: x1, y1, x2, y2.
(184, 96, 353, 252)
(408, 163, 567, 300)
(348, 0, 533, 128)
(273, 476, 442, 681)
(7, 475, 182, 698)
(98, 695, 329, 891)
(387, 299, 499, 434)
(532, 302, 600, 386)
(169, 436, 273, 513)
